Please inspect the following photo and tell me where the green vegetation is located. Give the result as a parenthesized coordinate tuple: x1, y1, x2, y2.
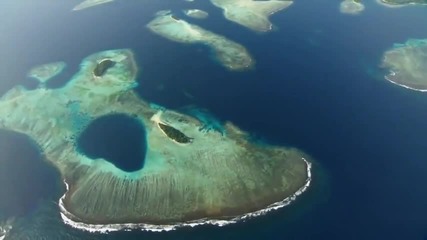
(93, 59, 116, 77)
(158, 123, 194, 144)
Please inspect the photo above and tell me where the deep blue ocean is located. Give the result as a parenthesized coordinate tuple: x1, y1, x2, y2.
(1, 0, 427, 239)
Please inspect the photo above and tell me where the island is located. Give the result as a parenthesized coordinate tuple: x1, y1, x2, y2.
(157, 122, 194, 144)
(72, 0, 114, 11)
(27, 61, 66, 85)
(378, 0, 427, 7)
(93, 59, 116, 77)
(210, 0, 293, 32)
(183, 9, 209, 19)
(381, 39, 427, 91)
(340, 0, 365, 14)
(0, 49, 311, 232)
(147, 11, 254, 71)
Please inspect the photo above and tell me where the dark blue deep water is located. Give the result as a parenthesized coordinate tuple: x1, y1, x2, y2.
(0, 0, 427, 239)
(77, 114, 147, 172)
(0, 130, 60, 218)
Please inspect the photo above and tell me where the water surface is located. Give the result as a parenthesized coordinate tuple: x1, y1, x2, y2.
(1, 0, 427, 239)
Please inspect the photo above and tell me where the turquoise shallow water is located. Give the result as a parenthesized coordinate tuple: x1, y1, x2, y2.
(0, 0, 427, 239)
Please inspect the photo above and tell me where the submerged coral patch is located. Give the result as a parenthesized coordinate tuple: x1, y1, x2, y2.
(27, 61, 66, 84)
(340, 0, 365, 14)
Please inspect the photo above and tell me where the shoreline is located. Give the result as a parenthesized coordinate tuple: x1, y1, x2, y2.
(375, 0, 427, 8)
(59, 158, 312, 233)
(385, 73, 427, 92)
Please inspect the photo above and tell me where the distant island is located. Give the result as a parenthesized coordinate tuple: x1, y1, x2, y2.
(147, 11, 254, 71)
(0, 49, 311, 232)
(210, 0, 293, 32)
(381, 39, 427, 91)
